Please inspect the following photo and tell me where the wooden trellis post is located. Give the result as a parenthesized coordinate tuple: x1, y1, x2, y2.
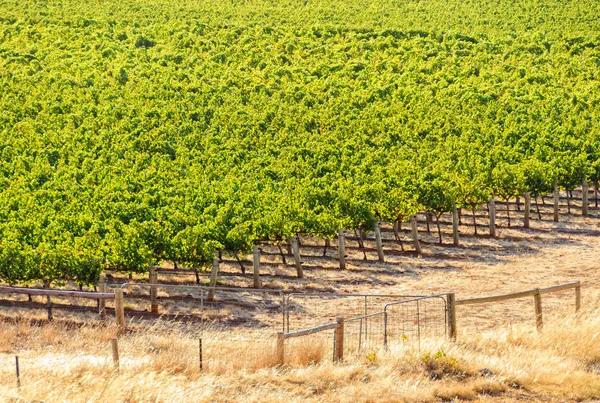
(374, 222, 385, 262)
(582, 179, 589, 216)
(291, 237, 303, 279)
(410, 216, 421, 255)
(488, 197, 496, 237)
(452, 206, 460, 246)
(208, 256, 219, 301)
(98, 274, 106, 320)
(524, 192, 531, 229)
(253, 245, 262, 289)
(553, 185, 560, 222)
(338, 229, 346, 270)
(149, 267, 158, 314)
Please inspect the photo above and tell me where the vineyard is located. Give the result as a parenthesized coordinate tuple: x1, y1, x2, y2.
(1, 0, 600, 288)
(2, 1, 600, 401)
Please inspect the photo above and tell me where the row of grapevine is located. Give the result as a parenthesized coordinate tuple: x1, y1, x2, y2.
(1, 0, 599, 287)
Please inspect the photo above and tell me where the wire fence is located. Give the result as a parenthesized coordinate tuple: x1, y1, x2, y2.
(343, 311, 386, 356)
(285, 293, 425, 332)
(383, 296, 447, 353)
(114, 283, 286, 331)
(113, 285, 449, 361)
(109, 283, 287, 371)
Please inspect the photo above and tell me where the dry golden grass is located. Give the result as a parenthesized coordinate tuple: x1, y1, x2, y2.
(1, 304, 600, 402)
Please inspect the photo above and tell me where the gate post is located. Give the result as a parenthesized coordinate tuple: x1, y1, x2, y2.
(447, 293, 457, 341)
(534, 289, 543, 332)
(334, 317, 344, 362)
(276, 332, 285, 365)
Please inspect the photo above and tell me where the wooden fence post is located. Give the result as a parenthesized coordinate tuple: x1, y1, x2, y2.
(338, 229, 346, 270)
(291, 237, 303, 279)
(253, 245, 262, 289)
(575, 284, 581, 312)
(553, 185, 560, 222)
(114, 289, 125, 332)
(43, 280, 52, 321)
(374, 222, 385, 262)
(276, 332, 285, 365)
(334, 317, 344, 362)
(582, 179, 589, 217)
(452, 206, 460, 246)
(524, 192, 531, 229)
(98, 274, 106, 320)
(410, 216, 422, 256)
(447, 293, 457, 341)
(534, 288, 543, 332)
(488, 197, 496, 237)
(149, 267, 158, 314)
(208, 257, 219, 301)
(111, 338, 120, 371)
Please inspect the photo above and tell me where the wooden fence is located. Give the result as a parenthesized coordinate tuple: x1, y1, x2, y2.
(447, 281, 581, 339)
(0, 281, 584, 363)
(277, 281, 582, 364)
(0, 286, 126, 331)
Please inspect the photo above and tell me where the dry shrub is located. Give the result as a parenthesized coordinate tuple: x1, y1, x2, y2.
(421, 350, 470, 381)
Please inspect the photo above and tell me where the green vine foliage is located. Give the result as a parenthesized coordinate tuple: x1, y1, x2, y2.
(1, 0, 599, 285)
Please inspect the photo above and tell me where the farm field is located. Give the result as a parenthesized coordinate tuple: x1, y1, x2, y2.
(2, 0, 600, 401)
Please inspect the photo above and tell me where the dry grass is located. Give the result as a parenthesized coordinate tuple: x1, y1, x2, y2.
(1, 305, 600, 402)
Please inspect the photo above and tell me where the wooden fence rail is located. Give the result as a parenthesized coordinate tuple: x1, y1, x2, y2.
(449, 281, 581, 339)
(0, 286, 114, 299)
(277, 317, 344, 365)
(455, 281, 581, 306)
(0, 285, 125, 331)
